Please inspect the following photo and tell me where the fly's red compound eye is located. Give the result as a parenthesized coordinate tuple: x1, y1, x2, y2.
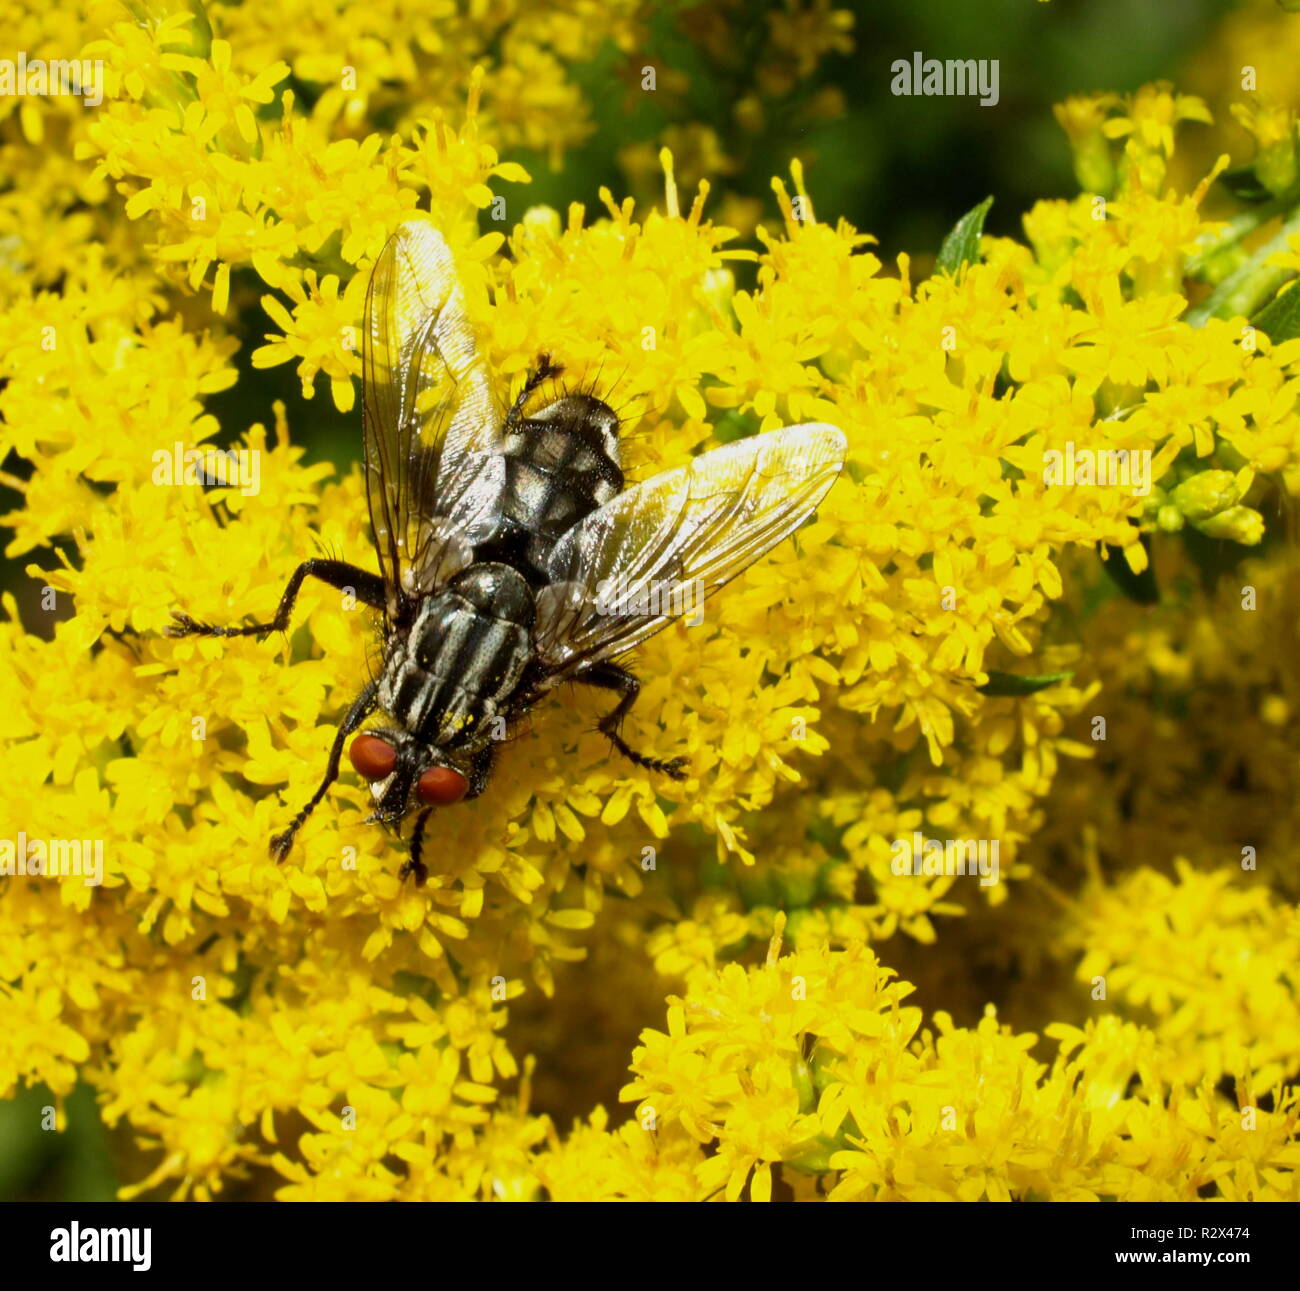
(350, 734, 397, 781)
(417, 765, 469, 805)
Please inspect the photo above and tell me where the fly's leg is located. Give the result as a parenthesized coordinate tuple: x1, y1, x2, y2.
(400, 808, 433, 887)
(466, 743, 497, 799)
(400, 745, 496, 885)
(103, 627, 143, 660)
(166, 560, 386, 640)
(505, 353, 564, 433)
(574, 661, 688, 780)
(270, 681, 379, 862)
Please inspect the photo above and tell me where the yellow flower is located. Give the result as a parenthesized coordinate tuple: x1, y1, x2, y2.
(251, 269, 367, 408)
(1233, 97, 1299, 194)
(1104, 83, 1212, 159)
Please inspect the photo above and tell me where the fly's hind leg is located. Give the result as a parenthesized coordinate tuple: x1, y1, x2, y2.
(574, 661, 687, 780)
(269, 680, 379, 862)
(166, 560, 386, 641)
(505, 353, 565, 433)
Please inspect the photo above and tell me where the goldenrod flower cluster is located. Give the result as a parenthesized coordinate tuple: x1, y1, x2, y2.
(1, 1, 1297, 1201)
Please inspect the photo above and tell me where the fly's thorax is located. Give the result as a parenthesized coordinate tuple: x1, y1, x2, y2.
(379, 562, 537, 749)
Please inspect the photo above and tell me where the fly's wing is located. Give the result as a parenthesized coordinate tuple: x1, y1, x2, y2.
(534, 424, 847, 675)
(363, 217, 503, 620)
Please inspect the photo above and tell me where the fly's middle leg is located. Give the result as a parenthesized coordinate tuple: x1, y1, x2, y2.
(574, 661, 688, 780)
(166, 559, 385, 641)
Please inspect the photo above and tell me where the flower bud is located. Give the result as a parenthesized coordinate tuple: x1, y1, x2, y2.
(1194, 505, 1264, 544)
(1054, 95, 1118, 196)
(1170, 470, 1240, 522)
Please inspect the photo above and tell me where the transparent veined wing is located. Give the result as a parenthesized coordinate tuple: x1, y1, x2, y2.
(534, 423, 847, 675)
(363, 217, 504, 621)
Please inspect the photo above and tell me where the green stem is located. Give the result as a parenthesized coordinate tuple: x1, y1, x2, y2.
(1185, 206, 1300, 326)
(1184, 179, 1300, 277)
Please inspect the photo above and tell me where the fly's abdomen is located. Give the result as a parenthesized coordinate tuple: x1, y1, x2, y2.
(494, 394, 623, 572)
(381, 563, 536, 747)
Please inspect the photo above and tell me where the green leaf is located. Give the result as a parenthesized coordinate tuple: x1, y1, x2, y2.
(935, 197, 993, 276)
(977, 670, 1073, 696)
(711, 407, 761, 443)
(1220, 166, 1273, 204)
(1252, 280, 1300, 342)
(1100, 537, 1159, 604)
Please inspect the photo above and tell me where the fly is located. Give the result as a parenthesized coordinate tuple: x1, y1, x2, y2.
(168, 218, 847, 885)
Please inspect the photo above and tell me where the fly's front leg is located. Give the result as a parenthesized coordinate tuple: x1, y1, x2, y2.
(574, 661, 687, 780)
(400, 745, 496, 886)
(270, 680, 379, 862)
(400, 808, 433, 887)
(166, 559, 386, 640)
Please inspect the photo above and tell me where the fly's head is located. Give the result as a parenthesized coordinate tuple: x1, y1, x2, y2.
(348, 729, 469, 827)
